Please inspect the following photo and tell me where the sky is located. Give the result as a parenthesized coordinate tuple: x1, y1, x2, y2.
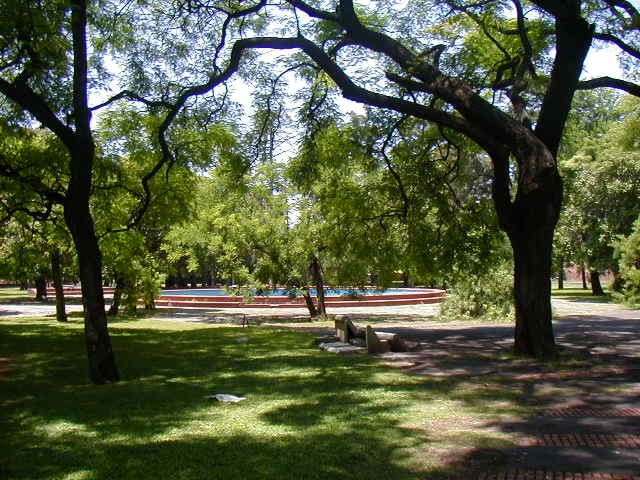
(583, 44, 624, 79)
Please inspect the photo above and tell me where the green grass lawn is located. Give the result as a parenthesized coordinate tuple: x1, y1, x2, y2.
(0, 286, 32, 303)
(0, 316, 526, 480)
(551, 285, 613, 304)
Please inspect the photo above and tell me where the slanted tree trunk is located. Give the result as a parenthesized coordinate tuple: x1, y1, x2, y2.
(590, 269, 605, 296)
(65, 181, 119, 383)
(301, 287, 318, 317)
(34, 276, 47, 301)
(51, 249, 67, 322)
(108, 276, 125, 316)
(557, 258, 564, 290)
(310, 255, 326, 318)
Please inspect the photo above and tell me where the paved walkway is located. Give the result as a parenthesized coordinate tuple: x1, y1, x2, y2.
(361, 299, 639, 480)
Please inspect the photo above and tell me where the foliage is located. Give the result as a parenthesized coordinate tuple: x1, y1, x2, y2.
(289, 115, 510, 289)
(613, 215, 640, 306)
(557, 94, 640, 282)
(162, 163, 290, 288)
(439, 261, 515, 322)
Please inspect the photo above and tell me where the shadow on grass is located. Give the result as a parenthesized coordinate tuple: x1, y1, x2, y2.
(0, 318, 520, 479)
(7, 309, 636, 479)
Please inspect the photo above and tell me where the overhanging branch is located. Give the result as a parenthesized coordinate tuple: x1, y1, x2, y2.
(577, 76, 640, 97)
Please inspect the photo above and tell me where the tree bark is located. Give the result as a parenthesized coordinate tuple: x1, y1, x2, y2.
(581, 263, 588, 289)
(66, 0, 118, 384)
(590, 269, 605, 296)
(51, 249, 67, 322)
(65, 134, 119, 383)
(64, 188, 119, 383)
(509, 226, 557, 360)
(491, 148, 560, 361)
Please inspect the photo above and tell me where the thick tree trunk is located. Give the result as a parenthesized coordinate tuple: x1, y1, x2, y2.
(581, 263, 588, 289)
(34, 276, 47, 301)
(491, 148, 561, 361)
(51, 249, 67, 322)
(65, 194, 119, 384)
(310, 255, 326, 318)
(590, 269, 605, 296)
(509, 227, 557, 360)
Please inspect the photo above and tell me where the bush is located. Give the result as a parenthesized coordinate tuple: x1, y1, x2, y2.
(439, 261, 514, 322)
(613, 216, 640, 306)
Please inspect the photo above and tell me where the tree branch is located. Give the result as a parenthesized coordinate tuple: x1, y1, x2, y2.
(593, 32, 640, 60)
(577, 76, 640, 97)
(0, 77, 76, 149)
(535, 15, 593, 156)
(287, 0, 338, 22)
(90, 90, 173, 111)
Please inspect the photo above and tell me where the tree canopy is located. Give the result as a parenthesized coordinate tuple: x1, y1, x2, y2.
(1, 0, 639, 382)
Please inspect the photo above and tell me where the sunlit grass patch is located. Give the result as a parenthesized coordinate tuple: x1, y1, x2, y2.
(0, 286, 32, 302)
(0, 316, 530, 479)
(551, 286, 613, 303)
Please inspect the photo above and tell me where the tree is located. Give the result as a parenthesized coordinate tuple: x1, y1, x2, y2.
(614, 214, 640, 305)
(0, 0, 121, 382)
(151, 0, 640, 359)
(558, 94, 640, 294)
(0, 123, 74, 320)
(0, 1, 235, 382)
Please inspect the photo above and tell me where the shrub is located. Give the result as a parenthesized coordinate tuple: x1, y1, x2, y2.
(439, 261, 514, 322)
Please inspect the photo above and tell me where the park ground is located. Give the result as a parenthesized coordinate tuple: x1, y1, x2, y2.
(0, 288, 638, 479)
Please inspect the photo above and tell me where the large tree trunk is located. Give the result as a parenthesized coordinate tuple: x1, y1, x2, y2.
(590, 269, 605, 296)
(581, 263, 588, 289)
(491, 148, 561, 361)
(50, 249, 67, 322)
(65, 192, 119, 384)
(509, 227, 557, 360)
